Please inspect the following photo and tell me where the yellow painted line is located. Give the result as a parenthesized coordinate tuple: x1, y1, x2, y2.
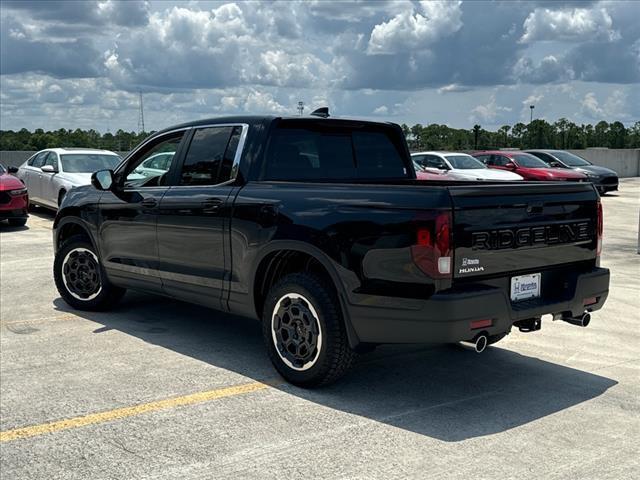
(0, 381, 273, 443)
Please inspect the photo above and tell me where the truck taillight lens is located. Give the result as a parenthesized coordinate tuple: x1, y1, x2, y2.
(411, 211, 452, 279)
(596, 199, 603, 257)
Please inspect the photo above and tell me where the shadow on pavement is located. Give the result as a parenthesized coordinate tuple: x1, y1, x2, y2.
(53, 291, 617, 443)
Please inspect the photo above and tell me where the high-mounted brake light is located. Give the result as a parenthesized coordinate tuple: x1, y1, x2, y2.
(411, 211, 452, 279)
(596, 199, 603, 257)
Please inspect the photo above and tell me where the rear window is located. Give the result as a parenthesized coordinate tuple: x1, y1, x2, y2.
(263, 123, 407, 181)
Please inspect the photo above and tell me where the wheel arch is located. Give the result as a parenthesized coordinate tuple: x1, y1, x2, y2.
(54, 216, 98, 254)
(251, 241, 360, 348)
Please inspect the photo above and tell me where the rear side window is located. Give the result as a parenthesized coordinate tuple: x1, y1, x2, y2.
(264, 124, 407, 181)
(180, 126, 242, 186)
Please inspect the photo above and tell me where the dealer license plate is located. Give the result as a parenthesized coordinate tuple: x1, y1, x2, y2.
(510, 273, 541, 302)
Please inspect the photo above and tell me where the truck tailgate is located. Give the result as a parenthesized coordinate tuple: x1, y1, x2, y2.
(448, 182, 598, 280)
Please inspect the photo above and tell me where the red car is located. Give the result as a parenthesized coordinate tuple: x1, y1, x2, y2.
(0, 164, 29, 226)
(473, 151, 588, 182)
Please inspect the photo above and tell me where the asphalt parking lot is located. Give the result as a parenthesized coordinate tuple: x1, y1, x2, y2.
(1, 179, 639, 480)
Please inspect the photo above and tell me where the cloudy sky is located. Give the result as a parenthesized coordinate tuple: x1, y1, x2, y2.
(1, 0, 638, 133)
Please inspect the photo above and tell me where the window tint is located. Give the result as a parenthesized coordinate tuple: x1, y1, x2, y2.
(473, 154, 489, 164)
(425, 155, 447, 169)
(352, 131, 405, 178)
(31, 152, 48, 168)
(179, 126, 242, 186)
(412, 155, 426, 167)
(126, 133, 183, 187)
(492, 155, 510, 167)
(44, 152, 59, 170)
(264, 125, 407, 181)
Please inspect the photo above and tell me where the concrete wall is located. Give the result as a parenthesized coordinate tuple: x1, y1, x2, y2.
(2, 148, 639, 177)
(567, 149, 640, 178)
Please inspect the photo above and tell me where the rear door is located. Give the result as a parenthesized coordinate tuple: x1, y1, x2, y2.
(449, 183, 598, 280)
(157, 124, 247, 309)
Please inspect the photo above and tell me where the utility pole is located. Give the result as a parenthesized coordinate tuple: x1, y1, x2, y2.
(297, 101, 304, 116)
(138, 92, 145, 134)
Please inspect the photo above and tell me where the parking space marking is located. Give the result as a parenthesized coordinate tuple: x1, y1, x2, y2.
(0, 380, 274, 443)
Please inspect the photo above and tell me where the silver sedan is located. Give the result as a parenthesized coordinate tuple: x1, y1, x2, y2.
(17, 148, 121, 209)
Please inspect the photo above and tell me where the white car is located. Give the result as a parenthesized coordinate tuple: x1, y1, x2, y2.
(412, 151, 523, 181)
(126, 151, 174, 182)
(16, 148, 122, 209)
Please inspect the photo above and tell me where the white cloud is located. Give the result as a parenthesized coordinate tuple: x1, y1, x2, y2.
(469, 94, 512, 123)
(368, 1, 462, 54)
(373, 105, 388, 115)
(520, 7, 619, 43)
(437, 83, 471, 94)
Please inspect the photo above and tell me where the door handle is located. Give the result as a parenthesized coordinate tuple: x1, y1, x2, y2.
(141, 198, 158, 208)
(202, 198, 223, 213)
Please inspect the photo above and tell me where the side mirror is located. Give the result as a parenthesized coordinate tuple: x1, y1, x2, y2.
(7, 166, 18, 174)
(91, 169, 115, 191)
(505, 162, 516, 170)
(41, 165, 57, 173)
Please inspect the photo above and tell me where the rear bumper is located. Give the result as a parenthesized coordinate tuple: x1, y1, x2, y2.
(347, 266, 609, 344)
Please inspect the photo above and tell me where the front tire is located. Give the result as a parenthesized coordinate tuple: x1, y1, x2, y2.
(54, 235, 125, 311)
(262, 273, 356, 387)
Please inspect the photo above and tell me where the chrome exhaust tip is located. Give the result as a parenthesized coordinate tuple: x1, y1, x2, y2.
(561, 312, 591, 327)
(461, 333, 489, 353)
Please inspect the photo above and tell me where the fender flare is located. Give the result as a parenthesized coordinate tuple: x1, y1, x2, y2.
(250, 240, 361, 348)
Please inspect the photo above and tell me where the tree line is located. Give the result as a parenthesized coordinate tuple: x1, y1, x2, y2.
(402, 119, 639, 151)
(0, 128, 151, 152)
(0, 119, 639, 152)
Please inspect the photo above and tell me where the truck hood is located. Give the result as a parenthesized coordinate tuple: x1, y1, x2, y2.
(450, 169, 523, 181)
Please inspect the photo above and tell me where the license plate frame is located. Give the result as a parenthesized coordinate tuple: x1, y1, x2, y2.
(510, 273, 541, 302)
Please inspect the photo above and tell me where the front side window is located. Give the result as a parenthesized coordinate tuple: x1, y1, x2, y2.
(425, 155, 447, 170)
(31, 152, 48, 168)
(125, 133, 184, 187)
(44, 152, 59, 171)
(179, 126, 242, 186)
(492, 155, 510, 167)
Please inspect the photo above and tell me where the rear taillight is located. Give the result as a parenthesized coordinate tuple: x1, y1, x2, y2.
(596, 199, 603, 257)
(411, 211, 452, 279)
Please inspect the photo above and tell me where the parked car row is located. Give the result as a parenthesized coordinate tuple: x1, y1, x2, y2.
(411, 149, 618, 193)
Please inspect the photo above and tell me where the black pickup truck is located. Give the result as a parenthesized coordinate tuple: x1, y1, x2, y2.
(53, 114, 609, 386)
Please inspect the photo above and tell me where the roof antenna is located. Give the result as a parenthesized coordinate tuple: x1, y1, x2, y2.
(310, 107, 329, 118)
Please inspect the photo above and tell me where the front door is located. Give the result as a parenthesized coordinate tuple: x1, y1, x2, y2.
(40, 152, 60, 208)
(157, 124, 246, 309)
(98, 130, 187, 292)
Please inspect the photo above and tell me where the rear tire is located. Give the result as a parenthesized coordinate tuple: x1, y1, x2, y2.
(262, 273, 356, 387)
(54, 235, 125, 311)
(7, 218, 27, 227)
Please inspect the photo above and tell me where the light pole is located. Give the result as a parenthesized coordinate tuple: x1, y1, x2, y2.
(529, 105, 535, 123)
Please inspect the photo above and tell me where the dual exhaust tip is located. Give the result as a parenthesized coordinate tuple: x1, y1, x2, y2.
(462, 311, 591, 354)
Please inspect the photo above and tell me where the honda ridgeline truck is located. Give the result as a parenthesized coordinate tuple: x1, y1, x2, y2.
(52, 113, 609, 387)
